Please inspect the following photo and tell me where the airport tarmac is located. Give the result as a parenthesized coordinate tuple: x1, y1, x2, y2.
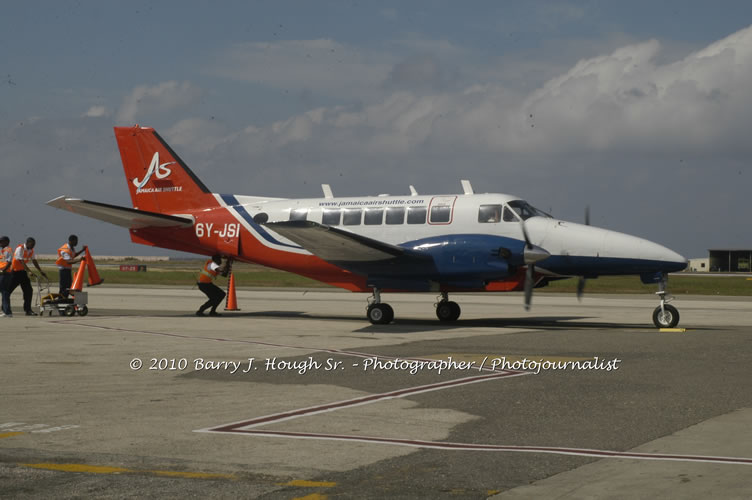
(1, 286, 752, 499)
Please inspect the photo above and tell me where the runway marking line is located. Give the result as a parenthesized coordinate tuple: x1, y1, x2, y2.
(50, 319, 752, 467)
(282, 479, 336, 487)
(292, 494, 327, 500)
(197, 371, 525, 433)
(20, 462, 236, 480)
(0, 432, 24, 439)
(22, 463, 129, 474)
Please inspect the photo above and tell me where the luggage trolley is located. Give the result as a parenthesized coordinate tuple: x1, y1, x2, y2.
(36, 276, 89, 316)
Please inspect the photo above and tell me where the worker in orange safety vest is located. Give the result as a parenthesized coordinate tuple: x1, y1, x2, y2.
(196, 254, 228, 316)
(0, 236, 12, 317)
(56, 234, 85, 298)
(8, 237, 48, 316)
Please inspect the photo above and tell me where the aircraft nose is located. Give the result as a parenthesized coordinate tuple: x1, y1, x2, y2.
(603, 231, 688, 272)
(658, 246, 688, 273)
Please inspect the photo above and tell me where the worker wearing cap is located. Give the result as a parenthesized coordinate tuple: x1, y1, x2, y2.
(9, 237, 48, 316)
(196, 254, 228, 316)
(56, 234, 84, 298)
(0, 236, 12, 317)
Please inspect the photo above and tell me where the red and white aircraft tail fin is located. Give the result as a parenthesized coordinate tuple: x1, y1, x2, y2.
(114, 125, 214, 213)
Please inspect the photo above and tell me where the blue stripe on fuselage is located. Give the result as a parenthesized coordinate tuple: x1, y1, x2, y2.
(539, 255, 687, 276)
(220, 194, 302, 249)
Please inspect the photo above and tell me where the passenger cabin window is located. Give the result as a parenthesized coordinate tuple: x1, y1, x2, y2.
(364, 208, 383, 225)
(385, 207, 405, 225)
(430, 206, 451, 223)
(343, 208, 362, 226)
(322, 209, 341, 225)
(407, 206, 427, 224)
(289, 209, 308, 221)
(478, 204, 502, 223)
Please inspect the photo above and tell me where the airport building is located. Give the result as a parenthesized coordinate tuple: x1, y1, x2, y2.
(706, 249, 752, 273)
(688, 258, 709, 272)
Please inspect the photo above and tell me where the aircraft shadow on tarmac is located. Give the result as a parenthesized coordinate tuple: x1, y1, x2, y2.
(88, 309, 710, 333)
(147, 309, 656, 333)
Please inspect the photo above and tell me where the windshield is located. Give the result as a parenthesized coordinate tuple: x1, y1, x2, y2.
(506, 200, 552, 220)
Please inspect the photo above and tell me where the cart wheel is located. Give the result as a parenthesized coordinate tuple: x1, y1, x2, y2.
(77, 306, 88, 317)
(64, 305, 76, 317)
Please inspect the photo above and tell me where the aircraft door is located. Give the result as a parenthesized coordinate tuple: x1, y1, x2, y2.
(428, 196, 457, 225)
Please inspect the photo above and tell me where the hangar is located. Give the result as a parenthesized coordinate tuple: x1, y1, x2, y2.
(708, 249, 752, 273)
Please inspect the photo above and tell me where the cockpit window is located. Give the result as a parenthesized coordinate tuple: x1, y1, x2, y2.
(506, 200, 551, 220)
(502, 206, 518, 222)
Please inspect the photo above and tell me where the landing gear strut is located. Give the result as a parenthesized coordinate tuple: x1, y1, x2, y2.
(435, 292, 461, 322)
(652, 275, 680, 328)
(366, 288, 394, 325)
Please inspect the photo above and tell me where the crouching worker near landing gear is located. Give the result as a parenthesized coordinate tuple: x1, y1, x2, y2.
(196, 254, 228, 317)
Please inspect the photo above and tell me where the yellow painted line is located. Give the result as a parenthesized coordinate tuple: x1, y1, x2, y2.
(150, 470, 236, 480)
(20, 462, 236, 480)
(659, 328, 687, 332)
(283, 479, 336, 488)
(23, 463, 129, 474)
(292, 494, 328, 500)
(0, 432, 24, 439)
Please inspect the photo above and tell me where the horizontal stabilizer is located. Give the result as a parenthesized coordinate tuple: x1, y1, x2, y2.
(265, 220, 416, 262)
(46, 196, 194, 229)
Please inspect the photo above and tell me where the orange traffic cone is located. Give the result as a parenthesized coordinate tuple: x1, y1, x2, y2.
(225, 273, 239, 311)
(70, 258, 86, 292)
(85, 247, 104, 286)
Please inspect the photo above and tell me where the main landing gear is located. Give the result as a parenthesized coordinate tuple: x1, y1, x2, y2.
(365, 290, 463, 324)
(435, 292, 461, 322)
(366, 288, 394, 325)
(652, 276, 680, 328)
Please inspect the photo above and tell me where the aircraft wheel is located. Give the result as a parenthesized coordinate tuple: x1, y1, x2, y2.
(367, 303, 393, 325)
(652, 304, 679, 328)
(77, 305, 89, 317)
(436, 301, 461, 322)
(64, 305, 76, 317)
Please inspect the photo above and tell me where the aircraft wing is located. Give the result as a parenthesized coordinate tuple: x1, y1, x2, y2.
(265, 220, 425, 262)
(47, 196, 194, 229)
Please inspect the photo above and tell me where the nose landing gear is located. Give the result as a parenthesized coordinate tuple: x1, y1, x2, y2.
(652, 276, 680, 328)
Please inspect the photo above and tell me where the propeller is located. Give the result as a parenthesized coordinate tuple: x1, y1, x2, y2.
(519, 218, 550, 311)
(576, 205, 590, 302)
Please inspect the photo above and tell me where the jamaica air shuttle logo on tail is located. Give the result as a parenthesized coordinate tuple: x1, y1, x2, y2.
(133, 152, 180, 193)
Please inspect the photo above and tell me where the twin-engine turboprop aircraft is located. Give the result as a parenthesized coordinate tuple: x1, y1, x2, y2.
(48, 125, 688, 327)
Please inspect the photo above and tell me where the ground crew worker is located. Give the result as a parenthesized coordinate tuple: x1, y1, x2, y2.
(0, 236, 12, 317)
(56, 234, 84, 298)
(9, 237, 48, 316)
(196, 254, 228, 316)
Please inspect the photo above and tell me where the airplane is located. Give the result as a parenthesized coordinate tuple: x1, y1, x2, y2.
(48, 125, 688, 327)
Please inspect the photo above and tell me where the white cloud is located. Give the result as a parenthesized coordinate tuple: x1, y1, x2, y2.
(220, 25, 752, 159)
(115, 81, 203, 124)
(83, 105, 108, 118)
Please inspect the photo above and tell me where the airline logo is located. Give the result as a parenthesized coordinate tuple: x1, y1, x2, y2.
(133, 152, 181, 193)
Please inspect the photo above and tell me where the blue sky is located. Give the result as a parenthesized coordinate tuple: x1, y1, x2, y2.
(2, 1, 752, 258)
